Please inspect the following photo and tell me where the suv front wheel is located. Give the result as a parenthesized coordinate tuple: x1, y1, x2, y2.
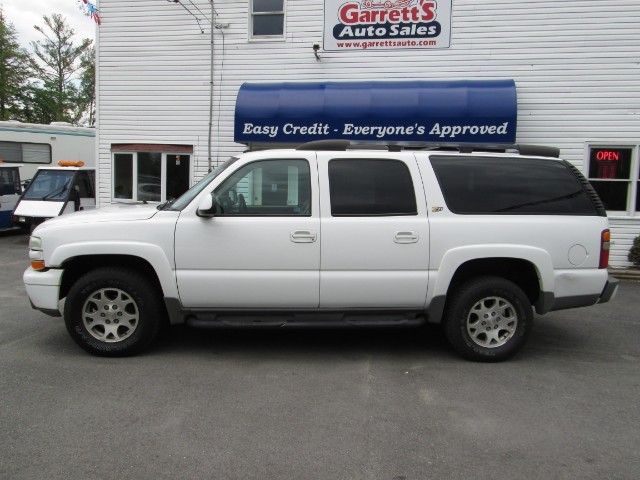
(64, 267, 162, 357)
(444, 276, 533, 362)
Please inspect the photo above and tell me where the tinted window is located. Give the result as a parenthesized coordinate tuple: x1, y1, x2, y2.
(329, 159, 417, 216)
(430, 156, 597, 215)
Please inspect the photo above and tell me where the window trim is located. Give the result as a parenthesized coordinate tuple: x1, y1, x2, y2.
(213, 158, 312, 217)
(111, 149, 192, 204)
(328, 158, 418, 217)
(585, 143, 639, 217)
(0, 140, 52, 164)
(249, 0, 286, 41)
(430, 154, 598, 216)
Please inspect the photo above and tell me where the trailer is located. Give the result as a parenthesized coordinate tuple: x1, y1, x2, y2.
(0, 121, 95, 183)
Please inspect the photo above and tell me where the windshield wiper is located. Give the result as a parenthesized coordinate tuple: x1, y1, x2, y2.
(42, 181, 70, 200)
(157, 198, 176, 211)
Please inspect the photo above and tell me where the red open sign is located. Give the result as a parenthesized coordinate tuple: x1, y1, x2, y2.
(595, 150, 620, 162)
(589, 147, 632, 180)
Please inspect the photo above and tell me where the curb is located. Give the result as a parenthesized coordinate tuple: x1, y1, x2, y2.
(609, 268, 640, 281)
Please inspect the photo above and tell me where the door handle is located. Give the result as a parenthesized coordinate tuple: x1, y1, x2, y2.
(394, 231, 419, 244)
(291, 230, 317, 243)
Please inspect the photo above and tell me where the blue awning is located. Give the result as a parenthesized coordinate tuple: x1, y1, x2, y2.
(234, 80, 517, 144)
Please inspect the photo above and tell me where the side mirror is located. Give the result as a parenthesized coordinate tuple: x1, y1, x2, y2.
(196, 193, 222, 217)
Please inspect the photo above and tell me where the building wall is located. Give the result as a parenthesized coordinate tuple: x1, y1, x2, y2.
(96, 0, 640, 266)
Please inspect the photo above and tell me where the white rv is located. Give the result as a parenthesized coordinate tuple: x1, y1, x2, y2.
(0, 121, 95, 183)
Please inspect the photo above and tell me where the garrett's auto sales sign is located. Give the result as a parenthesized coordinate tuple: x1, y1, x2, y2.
(323, 0, 452, 51)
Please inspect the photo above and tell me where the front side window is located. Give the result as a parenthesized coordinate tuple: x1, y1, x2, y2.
(75, 171, 95, 198)
(251, 0, 285, 38)
(431, 155, 597, 215)
(587, 146, 638, 214)
(328, 159, 417, 216)
(214, 159, 310, 215)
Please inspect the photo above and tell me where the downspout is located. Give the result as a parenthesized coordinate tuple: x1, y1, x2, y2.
(207, 0, 215, 172)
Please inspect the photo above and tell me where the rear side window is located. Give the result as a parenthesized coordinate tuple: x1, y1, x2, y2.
(430, 155, 598, 215)
(329, 159, 417, 216)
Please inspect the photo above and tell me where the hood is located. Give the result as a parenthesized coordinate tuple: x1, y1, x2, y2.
(35, 204, 159, 230)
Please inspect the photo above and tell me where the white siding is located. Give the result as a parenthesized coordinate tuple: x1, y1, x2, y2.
(97, 0, 640, 266)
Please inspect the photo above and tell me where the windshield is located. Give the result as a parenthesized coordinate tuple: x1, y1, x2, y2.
(23, 170, 76, 201)
(165, 157, 239, 211)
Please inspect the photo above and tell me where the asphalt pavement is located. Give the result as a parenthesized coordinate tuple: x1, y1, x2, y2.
(0, 229, 639, 480)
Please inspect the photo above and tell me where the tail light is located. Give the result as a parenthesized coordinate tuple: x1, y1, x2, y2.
(599, 229, 610, 269)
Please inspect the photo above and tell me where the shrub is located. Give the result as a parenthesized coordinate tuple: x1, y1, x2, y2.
(629, 235, 640, 266)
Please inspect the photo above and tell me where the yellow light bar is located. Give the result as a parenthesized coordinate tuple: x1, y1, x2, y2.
(58, 160, 85, 167)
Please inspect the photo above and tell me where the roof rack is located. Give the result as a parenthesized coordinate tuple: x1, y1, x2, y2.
(296, 140, 560, 158)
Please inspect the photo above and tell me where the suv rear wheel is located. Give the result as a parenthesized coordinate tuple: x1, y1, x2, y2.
(64, 267, 162, 357)
(444, 276, 533, 362)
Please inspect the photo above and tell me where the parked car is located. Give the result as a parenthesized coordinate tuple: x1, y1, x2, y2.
(23, 140, 617, 361)
(12, 161, 95, 232)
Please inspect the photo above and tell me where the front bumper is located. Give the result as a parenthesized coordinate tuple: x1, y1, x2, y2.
(23, 267, 63, 316)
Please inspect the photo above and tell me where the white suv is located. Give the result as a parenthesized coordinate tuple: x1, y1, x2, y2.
(24, 141, 618, 361)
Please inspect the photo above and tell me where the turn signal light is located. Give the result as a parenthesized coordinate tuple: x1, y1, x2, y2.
(599, 229, 610, 269)
(31, 260, 45, 271)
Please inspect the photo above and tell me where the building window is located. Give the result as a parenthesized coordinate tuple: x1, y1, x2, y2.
(112, 148, 191, 203)
(250, 0, 285, 38)
(588, 146, 639, 215)
(328, 159, 417, 216)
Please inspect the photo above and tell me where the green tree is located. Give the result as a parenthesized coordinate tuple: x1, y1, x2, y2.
(30, 13, 92, 123)
(74, 46, 95, 126)
(0, 8, 31, 120)
(18, 82, 58, 124)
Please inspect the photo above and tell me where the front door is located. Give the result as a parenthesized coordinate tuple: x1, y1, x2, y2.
(174, 154, 320, 309)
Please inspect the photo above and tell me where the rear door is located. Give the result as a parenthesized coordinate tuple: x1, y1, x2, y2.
(317, 152, 430, 308)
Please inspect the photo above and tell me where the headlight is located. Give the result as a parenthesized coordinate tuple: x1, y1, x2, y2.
(28, 236, 45, 270)
(29, 236, 43, 251)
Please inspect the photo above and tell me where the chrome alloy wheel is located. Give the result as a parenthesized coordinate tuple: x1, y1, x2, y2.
(81, 287, 139, 343)
(466, 296, 518, 348)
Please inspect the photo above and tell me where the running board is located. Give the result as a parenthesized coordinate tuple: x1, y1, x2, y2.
(183, 310, 426, 329)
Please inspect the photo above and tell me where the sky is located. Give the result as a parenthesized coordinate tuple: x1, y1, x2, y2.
(2, 0, 96, 50)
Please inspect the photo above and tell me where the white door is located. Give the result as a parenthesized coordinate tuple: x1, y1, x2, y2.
(174, 155, 320, 308)
(317, 153, 430, 308)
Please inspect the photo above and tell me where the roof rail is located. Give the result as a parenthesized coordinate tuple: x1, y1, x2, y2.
(296, 139, 351, 151)
(295, 140, 560, 157)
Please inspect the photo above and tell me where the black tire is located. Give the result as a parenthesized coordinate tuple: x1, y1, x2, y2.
(64, 267, 163, 357)
(443, 276, 533, 362)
